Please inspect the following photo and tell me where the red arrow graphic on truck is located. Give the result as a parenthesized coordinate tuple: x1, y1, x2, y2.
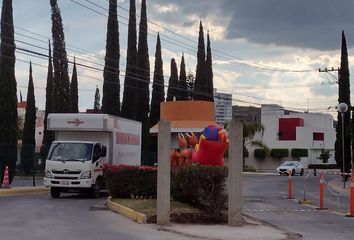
(67, 118, 84, 127)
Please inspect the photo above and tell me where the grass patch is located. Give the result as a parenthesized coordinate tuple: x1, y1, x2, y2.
(111, 198, 227, 223)
(111, 198, 201, 216)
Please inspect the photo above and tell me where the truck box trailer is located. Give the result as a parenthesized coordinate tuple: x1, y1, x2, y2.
(43, 113, 142, 198)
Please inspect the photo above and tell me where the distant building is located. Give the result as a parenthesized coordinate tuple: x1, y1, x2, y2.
(214, 89, 232, 125)
(246, 104, 335, 169)
(232, 105, 261, 124)
(17, 101, 45, 153)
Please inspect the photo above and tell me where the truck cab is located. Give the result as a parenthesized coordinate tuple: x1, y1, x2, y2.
(44, 113, 142, 198)
(44, 141, 107, 198)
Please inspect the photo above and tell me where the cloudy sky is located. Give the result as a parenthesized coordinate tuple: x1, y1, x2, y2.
(9, 0, 354, 116)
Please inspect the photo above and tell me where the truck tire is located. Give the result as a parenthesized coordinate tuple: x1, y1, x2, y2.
(90, 178, 102, 198)
(51, 187, 61, 198)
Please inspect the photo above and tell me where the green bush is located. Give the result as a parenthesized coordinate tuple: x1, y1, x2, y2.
(291, 148, 308, 158)
(243, 165, 257, 172)
(171, 165, 227, 215)
(271, 148, 289, 158)
(254, 149, 266, 160)
(308, 164, 338, 169)
(104, 164, 157, 199)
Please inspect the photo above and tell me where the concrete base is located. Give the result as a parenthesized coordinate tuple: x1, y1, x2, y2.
(298, 199, 313, 204)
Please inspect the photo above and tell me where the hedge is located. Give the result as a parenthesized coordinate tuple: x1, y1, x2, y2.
(308, 164, 338, 169)
(254, 149, 266, 160)
(104, 164, 228, 216)
(171, 165, 227, 215)
(271, 148, 289, 158)
(291, 148, 308, 158)
(104, 164, 157, 199)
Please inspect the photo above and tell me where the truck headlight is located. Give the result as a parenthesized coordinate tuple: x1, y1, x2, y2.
(80, 170, 91, 179)
(45, 170, 52, 178)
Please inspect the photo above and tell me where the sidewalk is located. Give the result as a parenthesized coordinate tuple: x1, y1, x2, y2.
(158, 215, 296, 240)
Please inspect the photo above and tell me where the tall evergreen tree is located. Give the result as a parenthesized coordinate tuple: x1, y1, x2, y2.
(179, 53, 188, 100)
(121, 0, 138, 120)
(335, 31, 351, 176)
(0, 0, 17, 183)
(102, 0, 120, 116)
(186, 71, 195, 100)
(21, 62, 36, 174)
(167, 58, 179, 101)
(41, 41, 54, 161)
(136, 0, 150, 153)
(70, 57, 79, 113)
(193, 21, 207, 101)
(150, 33, 164, 128)
(50, 0, 71, 113)
(94, 86, 101, 111)
(205, 32, 214, 102)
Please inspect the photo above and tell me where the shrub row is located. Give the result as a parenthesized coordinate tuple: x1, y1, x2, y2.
(104, 164, 157, 199)
(308, 164, 338, 169)
(171, 166, 228, 215)
(104, 164, 228, 216)
(254, 148, 309, 159)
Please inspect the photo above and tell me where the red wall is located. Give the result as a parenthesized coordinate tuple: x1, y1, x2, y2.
(279, 118, 304, 140)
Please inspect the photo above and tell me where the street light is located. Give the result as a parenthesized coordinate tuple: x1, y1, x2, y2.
(337, 102, 348, 189)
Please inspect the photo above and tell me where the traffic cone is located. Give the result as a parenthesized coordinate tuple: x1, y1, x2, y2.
(316, 172, 327, 210)
(2, 166, 9, 189)
(346, 177, 354, 217)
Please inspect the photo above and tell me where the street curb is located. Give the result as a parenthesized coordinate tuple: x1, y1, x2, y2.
(106, 197, 147, 224)
(0, 186, 49, 197)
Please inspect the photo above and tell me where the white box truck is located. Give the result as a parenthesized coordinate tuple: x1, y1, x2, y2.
(43, 113, 142, 198)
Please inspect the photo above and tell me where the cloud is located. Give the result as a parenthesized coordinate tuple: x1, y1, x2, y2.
(222, 0, 354, 50)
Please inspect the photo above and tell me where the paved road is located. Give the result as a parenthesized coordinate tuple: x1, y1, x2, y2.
(244, 173, 353, 240)
(0, 193, 197, 240)
(11, 176, 43, 187)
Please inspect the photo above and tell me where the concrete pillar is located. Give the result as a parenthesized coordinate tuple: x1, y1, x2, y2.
(228, 120, 243, 226)
(157, 121, 171, 225)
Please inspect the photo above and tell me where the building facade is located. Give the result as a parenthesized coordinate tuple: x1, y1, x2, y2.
(246, 104, 336, 169)
(232, 105, 261, 124)
(214, 89, 232, 125)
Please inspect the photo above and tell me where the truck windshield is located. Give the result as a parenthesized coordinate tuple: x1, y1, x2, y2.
(48, 143, 93, 161)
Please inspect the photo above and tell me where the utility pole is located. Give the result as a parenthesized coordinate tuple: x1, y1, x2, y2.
(318, 67, 339, 84)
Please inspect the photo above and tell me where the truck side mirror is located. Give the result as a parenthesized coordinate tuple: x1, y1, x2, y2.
(101, 146, 107, 157)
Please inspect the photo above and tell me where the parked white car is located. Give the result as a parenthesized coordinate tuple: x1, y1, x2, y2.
(276, 161, 304, 176)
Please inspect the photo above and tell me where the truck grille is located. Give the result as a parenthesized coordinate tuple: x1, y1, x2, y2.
(53, 176, 79, 180)
(52, 170, 81, 174)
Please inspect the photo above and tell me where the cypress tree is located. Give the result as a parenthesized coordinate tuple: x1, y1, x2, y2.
(193, 21, 207, 101)
(94, 86, 101, 112)
(102, 0, 120, 116)
(335, 31, 351, 176)
(0, 0, 18, 183)
(166, 58, 179, 101)
(179, 53, 188, 100)
(41, 41, 54, 161)
(186, 71, 195, 100)
(70, 57, 79, 113)
(149, 33, 164, 128)
(205, 32, 214, 102)
(21, 62, 36, 174)
(50, 0, 71, 113)
(136, 0, 150, 153)
(121, 0, 138, 120)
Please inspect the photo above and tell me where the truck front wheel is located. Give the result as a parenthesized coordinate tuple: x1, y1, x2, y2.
(90, 178, 102, 198)
(51, 187, 61, 198)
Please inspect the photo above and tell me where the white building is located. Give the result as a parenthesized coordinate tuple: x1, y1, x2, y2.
(214, 89, 232, 125)
(247, 104, 336, 169)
